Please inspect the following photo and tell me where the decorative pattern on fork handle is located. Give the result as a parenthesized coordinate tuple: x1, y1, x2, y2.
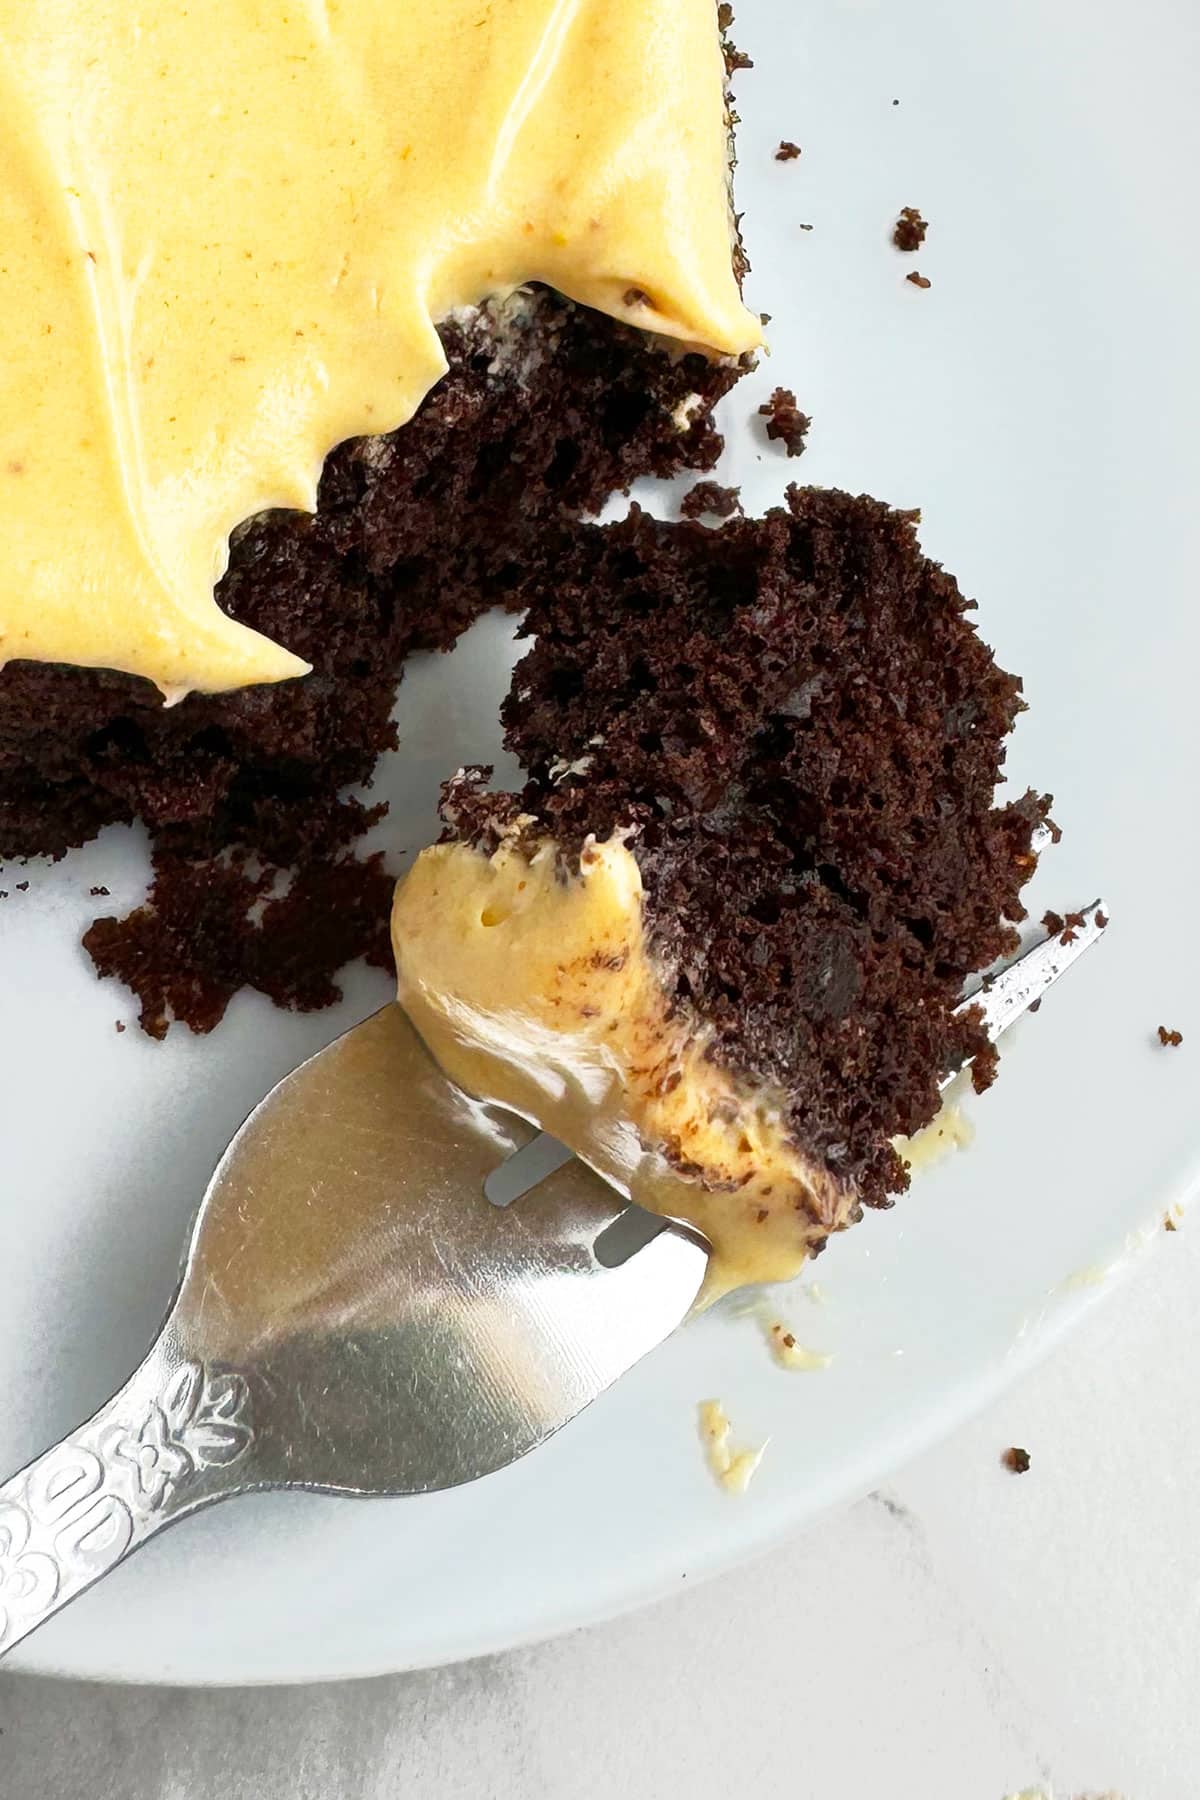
(0, 1356, 253, 1652)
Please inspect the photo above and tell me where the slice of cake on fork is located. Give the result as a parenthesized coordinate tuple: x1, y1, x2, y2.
(392, 490, 1048, 1292)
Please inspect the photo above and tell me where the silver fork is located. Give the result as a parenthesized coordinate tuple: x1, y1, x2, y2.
(0, 900, 1107, 1659)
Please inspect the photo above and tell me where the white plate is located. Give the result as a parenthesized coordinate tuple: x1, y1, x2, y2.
(2, 0, 1197, 1685)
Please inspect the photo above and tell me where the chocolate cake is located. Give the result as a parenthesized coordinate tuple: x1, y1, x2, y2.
(438, 486, 1047, 1217)
(0, 290, 741, 867)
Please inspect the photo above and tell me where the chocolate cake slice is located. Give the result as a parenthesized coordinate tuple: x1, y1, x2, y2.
(0, 291, 742, 867)
(391, 488, 1047, 1291)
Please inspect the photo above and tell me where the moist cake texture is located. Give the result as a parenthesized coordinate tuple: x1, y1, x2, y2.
(1, 0, 758, 1030)
(0, 292, 743, 867)
(392, 486, 1047, 1277)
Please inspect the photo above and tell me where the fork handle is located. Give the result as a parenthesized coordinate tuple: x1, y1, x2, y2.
(0, 1337, 256, 1660)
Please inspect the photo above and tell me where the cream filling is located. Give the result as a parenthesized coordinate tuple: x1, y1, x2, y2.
(391, 830, 858, 1300)
(0, 0, 761, 696)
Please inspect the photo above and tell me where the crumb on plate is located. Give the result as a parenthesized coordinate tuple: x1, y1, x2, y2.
(893, 206, 928, 251)
(756, 386, 811, 456)
(680, 480, 742, 519)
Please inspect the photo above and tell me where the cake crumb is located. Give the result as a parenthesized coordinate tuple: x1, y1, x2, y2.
(775, 141, 801, 162)
(1002, 1446, 1031, 1474)
(757, 387, 811, 457)
(114, 1020, 126, 1034)
(893, 206, 928, 251)
(90, 885, 110, 898)
(905, 271, 932, 290)
(1165, 1213, 1177, 1231)
(681, 480, 742, 520)
(1060, 908, 1085, 945)
(698, 1400, 766, 1494)
(1157, 1025, 1184, 1047)
(84, 840, 394, 1039)
(1042, 909, 1065, 937)
(1095, 909, 1109, 929)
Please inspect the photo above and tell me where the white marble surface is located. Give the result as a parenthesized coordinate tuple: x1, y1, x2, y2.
(2, 1211, 1195, 1799)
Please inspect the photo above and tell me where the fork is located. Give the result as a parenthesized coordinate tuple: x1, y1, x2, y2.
(0, 900, 1107, 1659)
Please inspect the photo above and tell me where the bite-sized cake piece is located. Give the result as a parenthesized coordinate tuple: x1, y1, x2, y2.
(392, 489, 1048, 1293)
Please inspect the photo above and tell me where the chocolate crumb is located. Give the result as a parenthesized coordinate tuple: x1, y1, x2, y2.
(1157, 1025, 1184, 1048)
(90, 884, 110, 898)
(905, 271, 932, 290)
(1042, 910, 1065, 937)
(84, 843, 394, 1039)
(757, 387, 811, 457)
(114, 1020, 126, 1034)
(1002, 1446, 1031, 1475)
(893, 207, 928, 252)
(782, 1332, 796, 1349)
(775, 141, 802, 162)
(717, 2, 733, 27)
(1027, 997, 1042, 1014)
(798, 222, 814, 232)
(681, 481, 742, 520)
(15, 880, 28, 892)
(1095, 909, 1108, 929)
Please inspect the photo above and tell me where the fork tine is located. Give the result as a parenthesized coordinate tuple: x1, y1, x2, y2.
(956, 899, 1109, 1045)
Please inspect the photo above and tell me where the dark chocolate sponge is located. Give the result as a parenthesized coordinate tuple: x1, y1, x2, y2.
(458, 486, 1048, 1215)
(0, 289, 743, 866)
